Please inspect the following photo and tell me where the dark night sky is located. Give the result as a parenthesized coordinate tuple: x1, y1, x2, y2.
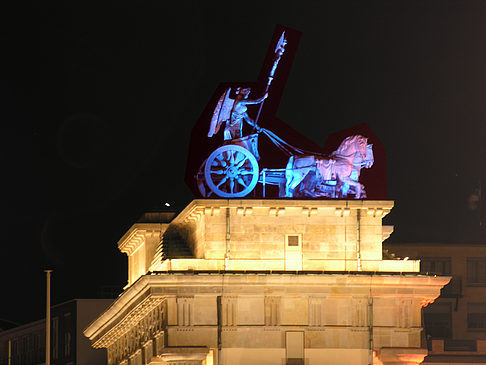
(2, 1, 486, 325)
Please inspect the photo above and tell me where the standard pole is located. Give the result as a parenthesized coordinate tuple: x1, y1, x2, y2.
(45, 270, 52, 365)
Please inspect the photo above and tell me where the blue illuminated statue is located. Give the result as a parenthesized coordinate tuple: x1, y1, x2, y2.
(208, 88, 267, 140)
(285, 136, 374, 199)
(195, 30, 376, 199)
(207, 32, 287, 141)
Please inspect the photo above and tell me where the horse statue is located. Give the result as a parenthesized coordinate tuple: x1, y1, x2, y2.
(339, 142, 374, 197)
(285, 135, 373, 199)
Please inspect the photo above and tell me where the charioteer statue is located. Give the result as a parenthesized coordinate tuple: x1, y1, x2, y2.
(208, 32, 287, 142)
(208, 87, 267, 140)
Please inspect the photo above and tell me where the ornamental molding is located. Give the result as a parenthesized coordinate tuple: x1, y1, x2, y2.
(93, 294, 165, 348)
(85, 271, 447, 342)
(171, 199, 394, 222)
(118, 224, 166, 255)
(118, 229, 145, 255)
(85, 275, 157, 341)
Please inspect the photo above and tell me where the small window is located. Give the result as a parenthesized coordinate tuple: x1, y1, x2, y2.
(468, 303, 486, 330)
(420, 257, 451, 275)
(467, 258, 486, 285)
(52, 317, 59, 360)
(423, 302, 452, 338)
(287, 235, 300, 247)
(64, 332, 71, 357)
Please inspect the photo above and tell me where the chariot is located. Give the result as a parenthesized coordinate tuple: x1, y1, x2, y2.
(196, 129, 374, 199)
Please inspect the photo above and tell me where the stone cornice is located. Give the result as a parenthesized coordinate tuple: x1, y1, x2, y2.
(117, 223, 167, 255)
(139, 271, 450, 291)
(118, 229, 145, 255)
(84, 271, 449, 344)
(84, 275, 154, 341)
(92, 295, 164, 348)
(171, 199, 395, 223)
(382, 225, 394, 241)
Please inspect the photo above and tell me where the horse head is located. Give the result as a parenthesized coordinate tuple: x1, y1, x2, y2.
(334, 135, 368, 159)
(363, 144, 374, 168)
(332, 135, 369, 199)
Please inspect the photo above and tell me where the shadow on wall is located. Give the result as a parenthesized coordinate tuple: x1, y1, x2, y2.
(163, 224, 195, 259)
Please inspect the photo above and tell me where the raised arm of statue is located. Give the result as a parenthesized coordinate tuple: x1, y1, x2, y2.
(209, 88, 268, 140)
(239, 92, 268, 106)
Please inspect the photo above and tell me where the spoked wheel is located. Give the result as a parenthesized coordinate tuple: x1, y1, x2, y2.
(204, 145, 259, 198)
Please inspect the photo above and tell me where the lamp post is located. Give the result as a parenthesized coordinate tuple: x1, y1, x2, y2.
(45, 270, 52, 365)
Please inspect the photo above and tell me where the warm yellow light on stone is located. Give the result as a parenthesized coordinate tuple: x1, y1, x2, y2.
(117, 200, 422, 286)
(85, 200, 450, 365)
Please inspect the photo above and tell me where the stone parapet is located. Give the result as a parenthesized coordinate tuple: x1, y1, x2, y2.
(154, 257, 419, 272)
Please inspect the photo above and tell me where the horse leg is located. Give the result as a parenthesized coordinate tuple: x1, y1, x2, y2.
(285, 181, 294, 198)
(339, 175, 363, 199)
(285, 157, 294, 197)
(278, 183, 286, 197)
(285, 157, 307, 198)
(285, 179, 292, 198)
(304, 170, 319, 197)
(286, 174, 303, 197)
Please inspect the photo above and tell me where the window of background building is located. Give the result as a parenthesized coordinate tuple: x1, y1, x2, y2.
(423, 302, 452, 339)
(64, 312, 72, 357)
(64, 332, 71, 357)
(420, 257, 451, 275)
(11, 339, 18, 363)
(33, 333, 43, 363)
(52, 317, 59, 360)
(33, 333, 39, 349)
(467, 258, 486, 285)
(468, 303, 486, 330)
(23, 335, 31, 363)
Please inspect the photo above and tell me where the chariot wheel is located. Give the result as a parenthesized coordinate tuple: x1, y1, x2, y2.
(204, 145, 259, 198)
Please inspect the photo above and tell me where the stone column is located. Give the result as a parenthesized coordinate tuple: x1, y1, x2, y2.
(377, 347, 428, 365)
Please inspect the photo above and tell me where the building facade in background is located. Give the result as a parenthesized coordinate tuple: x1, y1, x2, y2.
(385, 242, 486, 364)
(0, 299, 113, 365)
(84, 199, 449, 365)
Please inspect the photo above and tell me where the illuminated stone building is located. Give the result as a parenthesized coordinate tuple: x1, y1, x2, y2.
(84, 199, 449, 364)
